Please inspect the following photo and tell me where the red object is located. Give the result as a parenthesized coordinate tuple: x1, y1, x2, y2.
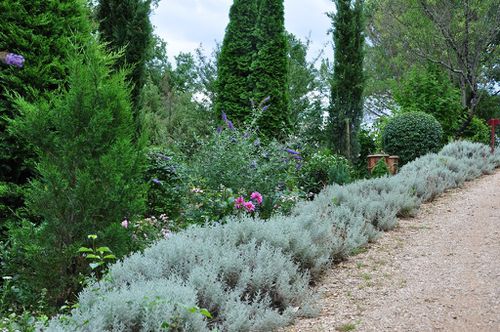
(487, 119, 499, 153)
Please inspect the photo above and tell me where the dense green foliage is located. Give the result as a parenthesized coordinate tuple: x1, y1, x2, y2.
(382, 112, 443, 165)
(329, 0, 365, 160)
(145, 148, 188, 220)
(475, 91, 500, 121)
(299, 150, 352, 194)
(287, 34, 320, 133)
(140, 49, 218, 155)
(4, 41, 146, 308)
(0, 0, 92, 225)
(250, 0, 291, 139)
(96, 0, 154, 113)
(462, 117, 491, 145)
(215, 0, 258, 125)
(393, 65, 462, 140)
(45, 141, 499, 331)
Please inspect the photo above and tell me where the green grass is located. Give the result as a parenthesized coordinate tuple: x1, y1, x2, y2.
(337, 322, 356, 331)
(350, 246, 368, 256)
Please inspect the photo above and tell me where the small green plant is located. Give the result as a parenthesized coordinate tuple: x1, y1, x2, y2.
(371, 158, 390, 178)
(78, 235, 116, 271)
(160, 305, 212, 330)
(159, 304, 213, 330)
(350, 246, 368, 256)
(337, 322, 357, 331)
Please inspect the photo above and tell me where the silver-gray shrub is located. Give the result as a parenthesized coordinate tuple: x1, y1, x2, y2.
(398, 141, 498, 201)
(318, 176, 420, 233)
(46, 141, 498, 331)
(44, 277, 208, 332)
(46, 232, 310, 331)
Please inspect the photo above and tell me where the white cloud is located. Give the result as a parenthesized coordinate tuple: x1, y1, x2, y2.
(151, 0, 333, 64)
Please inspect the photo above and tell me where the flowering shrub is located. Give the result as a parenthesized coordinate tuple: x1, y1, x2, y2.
(190, 116, 302, 219)
(181, 184, 236, 225)
(270, 187, 307, 215)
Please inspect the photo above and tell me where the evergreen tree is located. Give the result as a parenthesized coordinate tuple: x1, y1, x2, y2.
(96, 0, 153, 114)
(287, 33, 316, 130)
(0, 0, 92, 224)
(251, 0, 290, 140)
(393, 64, 462, 141)
(6, 40, 146, 307)
(329, 0, 365, 160)
(215, 0, 258, 125)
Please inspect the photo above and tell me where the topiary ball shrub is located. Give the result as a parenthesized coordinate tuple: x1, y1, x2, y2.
(382, 112, 443, 165)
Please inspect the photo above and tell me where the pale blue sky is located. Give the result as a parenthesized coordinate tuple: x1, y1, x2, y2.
(151, 0, 334, 63)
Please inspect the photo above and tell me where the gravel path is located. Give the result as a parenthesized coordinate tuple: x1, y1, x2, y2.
(284, 169, 500, 332)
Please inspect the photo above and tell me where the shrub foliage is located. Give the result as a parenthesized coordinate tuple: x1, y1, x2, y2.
(299, 150, 352, 194)
(382, 111, 443, 164)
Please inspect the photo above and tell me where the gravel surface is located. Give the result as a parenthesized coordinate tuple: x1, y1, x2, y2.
(283, 169, 500, 332)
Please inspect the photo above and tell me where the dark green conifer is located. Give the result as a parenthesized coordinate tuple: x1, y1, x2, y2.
(250, 0, 290, 140)
(329, 0, 365, 160)
(7, 40, 146, 306)
(0, 0, 92, 223)
(215, 0, 258, 125)
(96, 0, 153, 114)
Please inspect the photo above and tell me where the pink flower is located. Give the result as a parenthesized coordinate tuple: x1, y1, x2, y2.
(250, 191, 263, 205)
(244, 201, 255, 213)
(121, 219, 128, 228)
(235, 196, 245, 209)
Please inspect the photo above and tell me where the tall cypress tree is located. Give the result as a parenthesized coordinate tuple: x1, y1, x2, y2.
(250, 0, 290, 140)
(0, 0, 92, 224)
(215, 0, 258, 125)
(96, 0, 153, 114)
(329, 0, 365, 160)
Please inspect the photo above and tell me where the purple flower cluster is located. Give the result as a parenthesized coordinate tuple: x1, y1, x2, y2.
(285, 148, 303, 169)
(4, 53, 25, 68)
(220, 112, 235, 131)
